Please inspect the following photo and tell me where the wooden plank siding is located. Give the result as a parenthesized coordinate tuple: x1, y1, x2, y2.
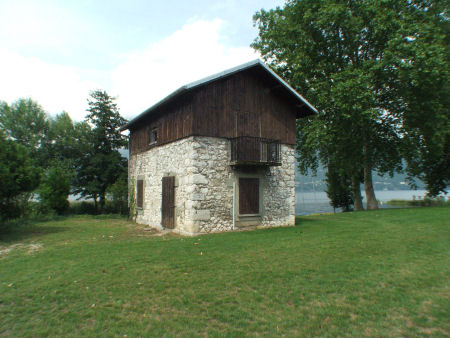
(129, 94, 194, 154)
(129, 68, 298, 155)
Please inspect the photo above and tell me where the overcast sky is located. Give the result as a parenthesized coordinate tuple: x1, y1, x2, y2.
(0, 0, 284, 121)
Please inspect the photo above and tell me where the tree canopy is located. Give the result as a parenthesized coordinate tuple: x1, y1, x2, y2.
(0, 98, 48, 151)
(253, 0, 448, 204)
(0, 131, 40, 221)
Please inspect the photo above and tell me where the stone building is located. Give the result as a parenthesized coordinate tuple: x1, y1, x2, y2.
(121, 60, 316, 235)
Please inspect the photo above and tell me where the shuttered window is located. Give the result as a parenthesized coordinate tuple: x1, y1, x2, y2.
(149, 128, 158, 145)
(239, 178, 259, 215)
(136, 179, 144, 209)
(161, 176, 175, 229)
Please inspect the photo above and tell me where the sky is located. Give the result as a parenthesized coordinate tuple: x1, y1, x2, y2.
(0, 0, 284, 121)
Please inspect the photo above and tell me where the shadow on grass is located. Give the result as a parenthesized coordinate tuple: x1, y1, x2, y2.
(0, 219, 68, 244)
(295, 216, 321, 226)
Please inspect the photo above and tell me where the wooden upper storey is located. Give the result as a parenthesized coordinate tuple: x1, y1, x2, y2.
(123, 60, 316, 155)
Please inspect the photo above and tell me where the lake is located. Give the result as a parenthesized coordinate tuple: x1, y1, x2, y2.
(296, 189, 431, 215)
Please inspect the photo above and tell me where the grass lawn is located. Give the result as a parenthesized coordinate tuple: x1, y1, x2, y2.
(0, 208, 449, 336)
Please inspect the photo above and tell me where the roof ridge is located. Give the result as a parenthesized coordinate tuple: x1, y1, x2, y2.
(121, 59, 316, 131)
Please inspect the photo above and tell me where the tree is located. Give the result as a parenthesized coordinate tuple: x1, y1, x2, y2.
(0, 132, 40, 221)
(0, 98, 48, 151)
(253, 0, 446, 207)
(389, 1, 449, 196)
(74, 90, 128, 212)
(325, 164, 353, 212)
(86, 90, 128, 151)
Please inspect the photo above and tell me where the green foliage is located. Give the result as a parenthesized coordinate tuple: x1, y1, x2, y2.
(38, 166, 72, 215)
(106, 172, 128, 215)
(325, 165, 353, 212)
(0, 95, 129, 218)
(0, 98, 48, 151)
(0, 132, 40, 221)
(39, 112, 91, 168)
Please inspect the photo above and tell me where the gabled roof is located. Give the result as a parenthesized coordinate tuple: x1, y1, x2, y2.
(121, 59, 317, 131)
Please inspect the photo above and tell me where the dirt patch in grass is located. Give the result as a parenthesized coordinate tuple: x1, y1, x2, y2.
(0, 242, 43, 257)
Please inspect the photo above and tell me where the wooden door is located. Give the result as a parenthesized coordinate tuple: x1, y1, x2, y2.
(136, 179, 144, 208)
(161, 176, 175, 229)
(239, 178, 259, 215)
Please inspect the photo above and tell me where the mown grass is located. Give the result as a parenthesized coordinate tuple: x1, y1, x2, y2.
(0, 208, 449, 336)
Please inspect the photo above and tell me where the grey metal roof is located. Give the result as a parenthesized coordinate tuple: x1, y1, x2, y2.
(121, 59, 317, 131)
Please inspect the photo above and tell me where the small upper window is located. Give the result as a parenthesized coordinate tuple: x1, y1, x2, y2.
(149, 128, 158, 145)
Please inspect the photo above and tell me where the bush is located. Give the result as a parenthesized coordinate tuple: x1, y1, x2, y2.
(386, 197, 450, 207)
(106, 174, 128, 215)
(39, 166, 72, 215)
(325, 165, 353, 212)
(68, 200, 128, 215)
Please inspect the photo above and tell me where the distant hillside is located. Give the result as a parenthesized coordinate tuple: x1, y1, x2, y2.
(295, 162, 424, 192)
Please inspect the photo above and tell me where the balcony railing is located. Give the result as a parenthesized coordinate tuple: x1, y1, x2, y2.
(230, 136, 281, 166)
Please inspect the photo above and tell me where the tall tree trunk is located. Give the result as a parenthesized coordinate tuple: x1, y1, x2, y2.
(99, 194, 106, 213)
(352, 175, 364, 211)
(364, 164, 379, 210)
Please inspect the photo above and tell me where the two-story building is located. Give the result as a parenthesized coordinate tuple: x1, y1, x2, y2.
(121, 59, 316, 235)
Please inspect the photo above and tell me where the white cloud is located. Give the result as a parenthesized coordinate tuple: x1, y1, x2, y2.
(111, 18, 259, 119)
(0, 49, 100, 121)
(0, 0, 89, 51)
(0, 18, 259, 123)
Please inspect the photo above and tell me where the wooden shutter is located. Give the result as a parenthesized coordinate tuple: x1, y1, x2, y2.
(239, 178, 259, 214)
(136, 180, 144, 208)
(161, 176, 175, 229)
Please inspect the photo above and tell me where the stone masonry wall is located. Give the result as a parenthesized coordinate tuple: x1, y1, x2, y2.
(188, 137, 234, 233)
(261, 145, 296, 227)
(128, 136, 234, 235)
(129, 137, 192, 234)
(129, 137, 295, 235)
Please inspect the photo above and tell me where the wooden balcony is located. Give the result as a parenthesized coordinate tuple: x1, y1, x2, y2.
(230, 136, 281, 166)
